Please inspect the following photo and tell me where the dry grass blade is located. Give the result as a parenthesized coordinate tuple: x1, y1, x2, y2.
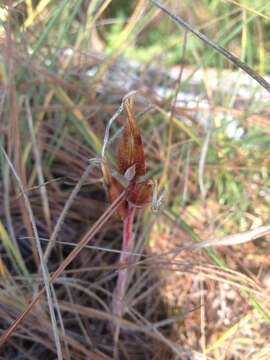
(198, 116, 213, 211)
(0, 191, 125, 347)
(159, 29, 187, 191)
(224, 0, 270, 20)
(189, 224, 270, 249)
(24, 96, 52, 233)
(0, 144, 63, 358)
(43, 161, 97, 262)
(24, 0, 51, 29)
(96, 0, 146, 78)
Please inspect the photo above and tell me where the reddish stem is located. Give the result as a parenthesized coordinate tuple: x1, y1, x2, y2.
(113, 204, 136, 317)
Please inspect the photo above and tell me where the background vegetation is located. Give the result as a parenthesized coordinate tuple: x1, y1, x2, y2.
(0, 0, 270, 359)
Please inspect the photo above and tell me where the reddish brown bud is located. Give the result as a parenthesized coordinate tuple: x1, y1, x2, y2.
(102, 95, 154, 220)
(126, 181, 152, 207)
(117, 97, 146, 178)
(102, 161, 128, 220)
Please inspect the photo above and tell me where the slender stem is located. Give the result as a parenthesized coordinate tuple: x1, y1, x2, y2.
(113, 205, 136, 317)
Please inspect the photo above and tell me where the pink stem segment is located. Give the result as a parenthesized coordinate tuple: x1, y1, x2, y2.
(113, 205, 136, 317)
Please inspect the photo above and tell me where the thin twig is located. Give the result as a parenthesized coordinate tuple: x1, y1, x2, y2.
(149, 0, 270, 93)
